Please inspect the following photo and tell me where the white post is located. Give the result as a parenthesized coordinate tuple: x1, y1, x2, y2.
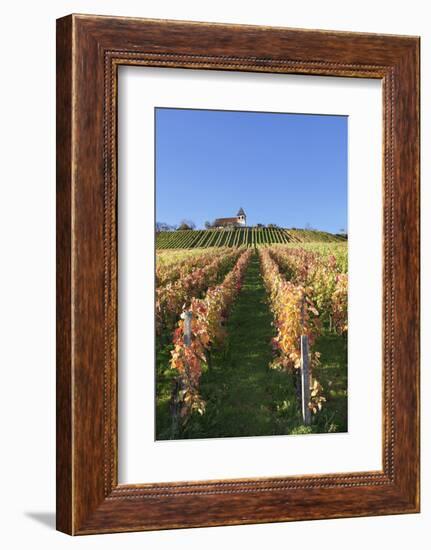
(301, 335, 311, 425)
(183, 311, 192, 347)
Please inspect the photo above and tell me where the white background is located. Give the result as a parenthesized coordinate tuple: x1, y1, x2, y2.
(118, 67, 382, 483)
(0, 1, 428, 548)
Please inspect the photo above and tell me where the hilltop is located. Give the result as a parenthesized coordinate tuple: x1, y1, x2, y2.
(156, 227, 346, 249)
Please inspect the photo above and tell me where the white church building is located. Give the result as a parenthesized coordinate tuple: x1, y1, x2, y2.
(213, 208, 247, 228)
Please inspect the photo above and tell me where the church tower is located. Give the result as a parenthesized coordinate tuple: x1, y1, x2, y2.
(237, 207, 246, 226)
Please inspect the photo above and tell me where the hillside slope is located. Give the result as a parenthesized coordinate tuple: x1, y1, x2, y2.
(156, 227, 345, 249)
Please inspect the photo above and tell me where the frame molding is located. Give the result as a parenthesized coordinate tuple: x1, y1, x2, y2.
(57, 14, 420, 534)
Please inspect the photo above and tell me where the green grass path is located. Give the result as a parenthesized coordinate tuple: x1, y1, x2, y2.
(179, 251, 299, 439)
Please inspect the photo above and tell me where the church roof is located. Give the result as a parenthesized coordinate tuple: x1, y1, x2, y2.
(214, 217, 240, 226)
(237, 207, 246, 216)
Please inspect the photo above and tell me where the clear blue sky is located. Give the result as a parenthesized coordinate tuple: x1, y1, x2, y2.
(155, 108, 347, 233)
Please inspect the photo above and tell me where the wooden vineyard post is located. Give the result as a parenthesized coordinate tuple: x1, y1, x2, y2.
(170, 311, 193, 439)
(300, 335, 311, 426)
(183, 311, 192, 346)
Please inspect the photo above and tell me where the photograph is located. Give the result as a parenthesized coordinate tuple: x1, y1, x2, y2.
(155, 107, 348, 440)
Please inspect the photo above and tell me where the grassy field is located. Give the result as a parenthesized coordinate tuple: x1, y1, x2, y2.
(156, 226, 346, 249)
(155, 249, 347, 440)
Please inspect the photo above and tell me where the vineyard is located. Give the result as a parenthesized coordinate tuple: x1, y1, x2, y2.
(156, 226, 346, 249)
(155, 242, 348, 440)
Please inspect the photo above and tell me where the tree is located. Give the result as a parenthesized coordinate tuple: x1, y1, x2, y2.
(204, 220, 212, 229)
(156, 222, 176, 232)
(177, 219, 196, 230)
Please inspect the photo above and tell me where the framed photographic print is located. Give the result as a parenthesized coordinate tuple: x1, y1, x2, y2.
(56, 14, 420, 534)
